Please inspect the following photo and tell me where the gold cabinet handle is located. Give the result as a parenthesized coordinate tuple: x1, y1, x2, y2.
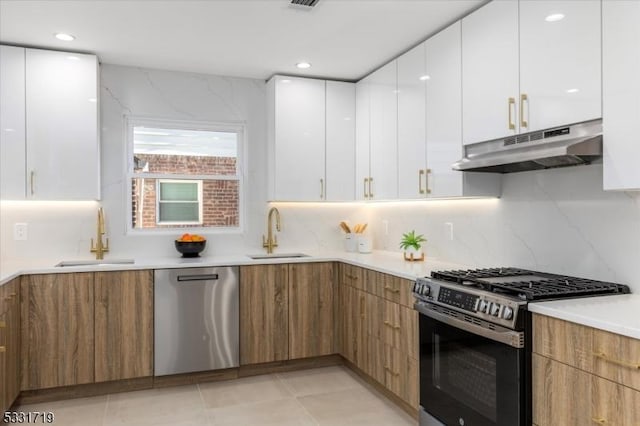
(0, 346, 5, 353)
(425, 168, 432, 194)
(4, 292, 16, 301)
(384, 286, 400, 294)
(520, 93, 528, 128)
(320, 178, 324, 200)
(363, 178, 369, 199)
(593, 351, 640, 370)
(368, 177, 373, 198)
(383, 321, 401, 330)
(0, 321, 6, 328)
(508, 97, 516, 130)
(345, 274, 358, 281)
(591, 418, 607, 425)
(30, 170, 35, 195)
(360, 296, 365, 319)
(419, 169, 425, 194)
(384, 366, 400, 376)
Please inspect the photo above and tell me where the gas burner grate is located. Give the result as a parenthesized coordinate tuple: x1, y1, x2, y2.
(431, 268, 630, 301)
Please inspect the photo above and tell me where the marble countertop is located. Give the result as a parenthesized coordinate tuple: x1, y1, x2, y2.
(528, 294, 640, 340)
(0, 250, 469, 287)
(3, 250, 637, 340)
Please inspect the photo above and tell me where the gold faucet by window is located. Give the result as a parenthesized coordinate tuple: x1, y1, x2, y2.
(262, 207, 281, 254)
(91, 207, 110, 260)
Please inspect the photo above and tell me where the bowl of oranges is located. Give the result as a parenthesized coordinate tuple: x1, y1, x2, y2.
(175, 233, 207, 257)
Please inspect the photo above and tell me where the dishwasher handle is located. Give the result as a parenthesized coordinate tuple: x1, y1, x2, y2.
(177, 274, 219, 282)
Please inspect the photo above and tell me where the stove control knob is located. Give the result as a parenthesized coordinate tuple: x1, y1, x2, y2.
(421, 285, 430, 297)
(490, 303, 501, 316)
(478, 300, 489, 313)
(502, 306, 514, 320)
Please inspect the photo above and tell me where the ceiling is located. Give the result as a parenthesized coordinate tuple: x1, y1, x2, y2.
(0, 0, 485, 81)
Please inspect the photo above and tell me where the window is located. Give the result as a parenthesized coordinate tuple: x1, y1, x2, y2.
(127, 118, 244, 232)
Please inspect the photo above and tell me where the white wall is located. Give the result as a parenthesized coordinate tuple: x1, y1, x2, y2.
(368, 164, 640, 291)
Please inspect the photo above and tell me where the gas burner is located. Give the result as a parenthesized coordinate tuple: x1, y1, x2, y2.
(430, 267, 630, 301)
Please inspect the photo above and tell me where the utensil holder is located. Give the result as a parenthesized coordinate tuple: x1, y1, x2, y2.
(344, 233, 358, 252)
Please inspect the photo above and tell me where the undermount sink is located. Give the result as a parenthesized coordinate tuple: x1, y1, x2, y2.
(55, 259, 135, 267)
(246, 253, 310, 260)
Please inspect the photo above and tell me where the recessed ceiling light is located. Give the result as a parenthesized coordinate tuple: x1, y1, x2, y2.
(296, 62, 311, 69)
(66, 56, 80, 61)
(281, 79, 291, 83)
(88, 98, 97, 103)
(419, 75, 431, 81)
(566, 88, 579, 93)
(4, 128, 15, 132)
(545, 13, 565, 22)
(55, 33, 76, 41)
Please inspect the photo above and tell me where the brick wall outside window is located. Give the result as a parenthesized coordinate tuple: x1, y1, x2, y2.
(132, 153, 239, 228)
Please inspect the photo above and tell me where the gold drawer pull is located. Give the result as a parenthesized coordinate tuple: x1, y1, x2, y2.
(384, 286, 400, 293)
(0, 346, 5, 353)
(508, 97, 516, 130)
(593, 351, 640, 370)
(0, 321, 5, 328)
(345, 274, 359, 281)
(5, 292, 16, 301)
(360, 297, 365, 319)
(384, 366, 400, 376)
(383, 321, 401, 330)
(591, 418, 607, 425)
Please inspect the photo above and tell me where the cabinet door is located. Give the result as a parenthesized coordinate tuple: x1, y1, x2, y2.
(603, 0, 640, 191)
(326, 81, 356, 201)
(240, 264, 289, 364)
(397, 43, 427, 199)
(426, 22, 464, 198)
(94, 271, 153, 382)
(462, 0, 519, 144)
(289, 263, 335, 359)
(0, 45, 26, 200)
(519, 1, 601, 132)
(272, 76, 326, 201)
(25, 49, 99, 200)
(355, 77, 371, 201)
(21, 273, 94, 390)
(3, 279, 20, 409)
(369, 61, 398, 200)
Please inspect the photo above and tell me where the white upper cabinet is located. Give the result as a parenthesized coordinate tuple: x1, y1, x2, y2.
(462, 0, 602, 145)
(462, 0, 519, 145)
(603, 0, 640, 191)
(368, 60, 398, 200)
(267, 75, 355, 201)
(426, 22, 501, 198)
(0, 47, 100, 200)
(325, 81, 356, 201)
(355, 76, 371, 201)
(270, 76, 326, 201)
(519, 1, 601, 132)
(0, 45, 26, 199)
(397, 43, 427, 199)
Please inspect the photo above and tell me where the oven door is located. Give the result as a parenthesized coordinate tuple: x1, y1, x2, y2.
(417, 303, 526, 426)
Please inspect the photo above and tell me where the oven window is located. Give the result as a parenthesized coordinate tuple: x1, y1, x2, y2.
(435, 337, 497, 421)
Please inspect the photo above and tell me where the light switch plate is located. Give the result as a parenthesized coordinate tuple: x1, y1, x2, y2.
(14, 223, 28, 240)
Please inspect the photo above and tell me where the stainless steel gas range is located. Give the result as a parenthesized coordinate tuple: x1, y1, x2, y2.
(413, 267, 630, 426)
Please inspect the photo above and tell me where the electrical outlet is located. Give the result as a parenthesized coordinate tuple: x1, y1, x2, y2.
(14, 223, 28, 240)
(445, 222, 454, 241)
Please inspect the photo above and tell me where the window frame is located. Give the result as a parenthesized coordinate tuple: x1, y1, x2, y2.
(156, 179, 203, 226)
(125, 116, 246, 235)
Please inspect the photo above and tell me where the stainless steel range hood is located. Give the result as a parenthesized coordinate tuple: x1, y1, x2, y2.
(453, 120, 602, 173)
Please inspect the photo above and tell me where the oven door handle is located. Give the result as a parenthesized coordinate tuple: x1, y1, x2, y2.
(415, 303, 525, 348)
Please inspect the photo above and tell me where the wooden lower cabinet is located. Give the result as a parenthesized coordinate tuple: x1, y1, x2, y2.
(2, 278, 20, 410)
(533, 353, 640, 426)
(240, 264, 289, 364)
(289, 262, 335, 359)
(21, 273, 95, 390)
(94, 271, 153, 382)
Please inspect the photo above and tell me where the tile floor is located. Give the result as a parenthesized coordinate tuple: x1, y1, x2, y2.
(12, 366, 417, 425)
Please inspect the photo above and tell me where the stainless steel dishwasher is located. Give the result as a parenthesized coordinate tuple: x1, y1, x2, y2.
(154, 267, 239, 376)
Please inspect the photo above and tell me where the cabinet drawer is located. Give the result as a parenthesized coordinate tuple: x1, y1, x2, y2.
(533, 314, 640, 391)
(340, 264, 364, 291)
(533, 354, 640, 426)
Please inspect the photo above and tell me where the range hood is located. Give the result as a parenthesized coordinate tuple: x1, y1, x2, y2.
(453, 120, 602, 173)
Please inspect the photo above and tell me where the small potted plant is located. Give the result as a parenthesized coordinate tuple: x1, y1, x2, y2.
(399, 230, 426, 261)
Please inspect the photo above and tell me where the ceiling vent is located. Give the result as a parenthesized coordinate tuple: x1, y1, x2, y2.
(290, 0, 320, 8)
